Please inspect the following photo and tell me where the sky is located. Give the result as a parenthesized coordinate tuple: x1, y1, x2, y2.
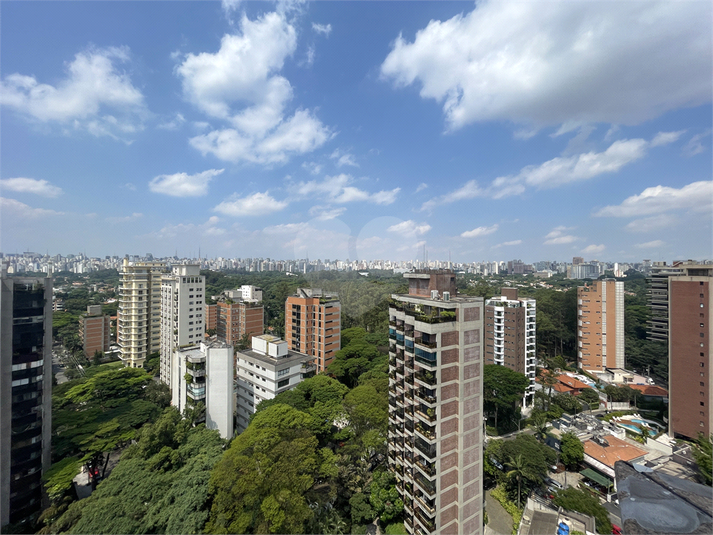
(1, 0, 711, 264)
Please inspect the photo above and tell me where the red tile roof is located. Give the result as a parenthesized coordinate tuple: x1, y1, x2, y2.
(584, 434, 647, 469)
(628, 384, 668, 397)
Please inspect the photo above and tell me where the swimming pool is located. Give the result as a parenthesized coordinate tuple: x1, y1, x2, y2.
(617, 422, 657, 436)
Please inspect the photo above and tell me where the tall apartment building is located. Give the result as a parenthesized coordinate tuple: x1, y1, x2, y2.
(205, 303, 217, 333)
(171, 340, 234, 439)
(484, 288, 536, 406)
(160, 265, 205, 386)
(118, 259, 167, 368)
(285, 288, 341, 373)
(388, 270, 484, 535)
(234, 335, 315, 433)
(577, 280, 624, 371)
(0, 274, 52, 527)
(664, 263, 712, 440)
(79, 304, 111, 358)
(216, 300, 264, 346)
(647, 261, 684, 343)
(224, 285, 262, 303)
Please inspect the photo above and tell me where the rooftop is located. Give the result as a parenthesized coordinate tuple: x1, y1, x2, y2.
(584, 434, 647, 469)
(237, 347, 312, 369)
(629, 384, 669, 397)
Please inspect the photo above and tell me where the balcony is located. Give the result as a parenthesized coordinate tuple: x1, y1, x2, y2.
(415, 494, 437, 517)
(415, 337, 438, 349)
(415, 406, 436, 423)
(415, 437, 437, 460)
(415, 370, 437, 387)
(414, 456, 436, 478)
(415, 421, 436, 442)
(414, 348, 437, 368)
(415, 387, 437, 406)
(414, 472, 437, 498)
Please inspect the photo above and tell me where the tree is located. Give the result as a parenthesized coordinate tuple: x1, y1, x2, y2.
(579, 388, 600, 406)
(531, 413, 549, 440)
(692, 433, 712, 486)
(553, 488, 612, 534)
(369, 470, 403, 523)
(499, 434, 556, 489)
(506, 453, 532, 509)
(327, 340, 383, 388)
(560, 432, 584, 470)
(483, 365, 529, 431)
(349, 493, 375, 525)
(342, 384, 388, 458)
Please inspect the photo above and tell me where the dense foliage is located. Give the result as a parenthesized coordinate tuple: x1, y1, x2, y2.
(553, 488, 612, 534)
(560, 432, 584, 469)
(692, 433, 712, 486)
(483, 364, 529, 433)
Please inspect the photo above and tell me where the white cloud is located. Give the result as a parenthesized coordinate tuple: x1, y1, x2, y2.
(149, 216, 226, 240)
(149, 169, 224, 197)
(492, 239, 522, 248)
(650, 130, 686, 147)
(262, 222, 310, 235)
(582, 244, 605, 254)
(460, 224, 498, 238)
(0, 178, 62, 197)
(416, 183, 428, 193)
(0, 46, 146, 139)
(177, 12, 332, 164)
(157, 113, 186, 131)
(302, 162, 322, 175)
(106, 212, 143, 223)
(308, 206, 346, 221)
(123, 183, 137, 191)
(312, 23, 332, 36)
(625, 214, 678, 233)
(214, 191, 288, 216)
(330, 149, 359, 168)
(0, 197, 64, 218)
(221, 0, 242, 16)
(544, 226, 580, 245)
(595, 181, 713, 217)
(422, 180, 483, 211)
(293, 174, 400, 205)
(636, 240, 666, 249)
(387, 220, 431, 237)
(683, 129, 712, 157)
(381, 2, 711, 132)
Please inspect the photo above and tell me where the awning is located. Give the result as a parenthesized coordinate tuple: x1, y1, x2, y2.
(580, 468, 613, 487)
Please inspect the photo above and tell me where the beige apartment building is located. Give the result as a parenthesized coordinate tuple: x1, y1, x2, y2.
(285, 288, 340, 373)
(388, 270, 484, 535)
(577, 280, 624, 371)
(117, 259, 167, 368)
(79, 304, 111, 358)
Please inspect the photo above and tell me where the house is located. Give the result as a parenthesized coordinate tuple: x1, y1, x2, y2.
(583, 434, 647, 479)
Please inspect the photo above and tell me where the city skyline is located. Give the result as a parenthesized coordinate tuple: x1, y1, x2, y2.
(1, 1, 711, 263)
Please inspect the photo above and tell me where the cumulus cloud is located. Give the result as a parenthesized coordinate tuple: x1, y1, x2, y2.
(312, 23, 332, 36)
(625, 214, 678, 233)
(149, 169, 224, 197)
(0, 46, 146, 139)
(177, 12, 332, 164)
(387, 220, 431, 237)
(302, 162, 322, 175)
(0, 197, 64, 218)
(594, 181, 713, 217)
(651, 130, 686, 147)
(582, 244, 605, 254)
(0, 178, 62, 197)
(330, 149, 359, 168)
(460, 224, 498, 238)
(308, 206, 346, 221)
(492, 239, 522, 248)
(292, 174, 400, 205)
(381, 1, 711, 132)
(544, 226, 580, 245)
(636, 240, 666, 248)
(214, 191, 288, 216)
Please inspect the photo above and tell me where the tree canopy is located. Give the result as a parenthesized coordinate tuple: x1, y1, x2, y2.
(553, 488, 612, 534)
(483, 364, 529, 432)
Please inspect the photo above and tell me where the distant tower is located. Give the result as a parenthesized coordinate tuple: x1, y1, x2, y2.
(285, 289, 341, 372)
(577, 279, 625, 371)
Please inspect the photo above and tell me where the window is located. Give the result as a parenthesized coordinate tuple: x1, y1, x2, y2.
(702, 333, 706, 338)
(277, 379, 289, 388)
(702, 304, 705, 308)
(701, 294, 705, 298)
(701, 401, 705, 406)
(701, 422, 705, 427)
(702, 323, 705, 328)
(701, 382, 705, 387)
(278, 368, 290, 377)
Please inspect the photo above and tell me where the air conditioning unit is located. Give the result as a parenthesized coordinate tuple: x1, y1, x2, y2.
(431, 290, 439, 299)
(443, 291, 450, 301)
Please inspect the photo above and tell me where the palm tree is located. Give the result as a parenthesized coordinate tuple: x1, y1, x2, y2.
(506, 453, 529, 509)
(532, 414, 548, 441)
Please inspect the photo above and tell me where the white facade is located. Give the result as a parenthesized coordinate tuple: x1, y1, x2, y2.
(171, 341, 234, 439)
(118, 259, 167, 368)
(240, 285, 263, 302)
(234, 334, 314, 432)
(160, 265, 205, 385)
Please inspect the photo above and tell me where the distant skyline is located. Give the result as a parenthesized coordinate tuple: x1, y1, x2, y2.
(1, 1, 711, 263)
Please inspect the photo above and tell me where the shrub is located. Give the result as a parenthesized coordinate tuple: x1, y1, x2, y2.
(491, 485, 522, 534)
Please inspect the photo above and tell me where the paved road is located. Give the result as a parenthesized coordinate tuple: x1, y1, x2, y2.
(485, 490, 513, 535)
(603, 501, 622, 528)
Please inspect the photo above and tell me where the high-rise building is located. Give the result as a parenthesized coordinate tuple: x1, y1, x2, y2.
(285, 288, 341, 373)
(205, 303, 218, 333)
(388, 270, 484, 535)
(665, 263, 712, 440)
(216, 300, 264, 346)
(79, 304, 111, 358)
(484, 288, 536, 406)
(577, 280, 625, 371)
(234, 335, 315, 433)
(160, 265, 205, 385)
(171, 340, 234, 439)
(1, 274, 52, 527)
(647, 261, 684, 343)
(118, 259, 167, 368)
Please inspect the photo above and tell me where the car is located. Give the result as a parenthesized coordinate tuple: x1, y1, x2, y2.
(611, 524, 622, 535)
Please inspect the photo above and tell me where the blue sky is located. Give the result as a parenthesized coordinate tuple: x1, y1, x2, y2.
(1, 0, 711, 263)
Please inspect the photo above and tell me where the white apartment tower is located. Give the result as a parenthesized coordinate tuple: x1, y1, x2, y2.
(118, 259, 167, 368)
(160, 265, 205, 386)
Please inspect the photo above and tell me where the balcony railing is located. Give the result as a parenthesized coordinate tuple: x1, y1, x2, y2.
(415, 437, 437, 460)
(415, 388, 437, 405)
(414, 472, 437, 498)
(415, 337, 438, 349)
(415, 370, 437, 386)
(414, 457, 436, 477)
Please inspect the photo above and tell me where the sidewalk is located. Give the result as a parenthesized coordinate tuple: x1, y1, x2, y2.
(485, 489, 514, 535)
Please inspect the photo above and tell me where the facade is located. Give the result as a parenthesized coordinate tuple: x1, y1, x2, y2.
(79, 304, 111, 358)
(285, 288, 341, 372)
(205, 303, 217, 332)
(667, 263, 712, 440)
(647, 261, 684, 342)
(0, 274, 52, 527)
(117, 259, 167, 368)
(234, 334, 315, 433)
(171, 341, 234, 439)
(216, 300, 264, 346)
(223, 285, 262, 303)
(577, 280, 625, 371)
(388, 270, 484, 535)
(484, 288, 536, 406)
(160, 265, 205, 385)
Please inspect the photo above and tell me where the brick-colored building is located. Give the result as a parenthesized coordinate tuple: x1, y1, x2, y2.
(388, 270, 484, 535)
(79, 304, 111, 358)
(216, 301, 264, 346)
(577, 280, 624, 371)
(205, 303, 217, 332)
(285, 289, 340, 372)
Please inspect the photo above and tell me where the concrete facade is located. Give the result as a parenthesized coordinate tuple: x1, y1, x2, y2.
(0, 275, 52, 528)
(160, 265, 205, 385)
(577, 280, 625, 371)
(79, 304, 111, 358)
(389, 270, 484, 535)
(216, 300, 264, 346)
(285, 288, 341, 373)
